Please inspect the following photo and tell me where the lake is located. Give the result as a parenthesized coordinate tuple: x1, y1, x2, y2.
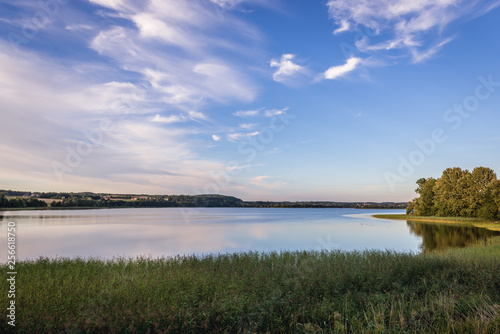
(1, 208, 498, 262)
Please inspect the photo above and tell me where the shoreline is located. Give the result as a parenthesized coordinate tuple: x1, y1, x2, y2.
(0, 206, 405, 212)
(373, 213, 500, 232)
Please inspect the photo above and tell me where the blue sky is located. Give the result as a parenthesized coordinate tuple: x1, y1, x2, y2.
(1, 0, 500, 201)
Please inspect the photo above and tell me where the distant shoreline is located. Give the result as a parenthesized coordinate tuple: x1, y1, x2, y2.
(0, 206, 405, 212)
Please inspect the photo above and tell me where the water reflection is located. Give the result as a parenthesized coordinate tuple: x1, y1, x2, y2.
(1, 208, 498, 262)
(406, 220, 500, 252)
(0, 208, 419, 261)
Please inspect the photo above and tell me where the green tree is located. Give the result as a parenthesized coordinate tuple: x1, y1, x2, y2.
(481, 179, 500, 220)
(0, 193, 8, 207)
(25, 198, 48, 208)
(409, 178, 437, 216)
(433, 167, 470, 216)
(409, 167, 499, 219)
(467, 167, 497, 216)
(477, 187, 498, 220)
(8, 197, 27, 208)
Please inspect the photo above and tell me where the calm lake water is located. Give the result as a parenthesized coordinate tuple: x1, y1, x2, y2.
(1, 208, 498, 262)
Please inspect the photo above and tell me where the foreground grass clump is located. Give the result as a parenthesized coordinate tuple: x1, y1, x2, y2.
(2, 239, 500, 333)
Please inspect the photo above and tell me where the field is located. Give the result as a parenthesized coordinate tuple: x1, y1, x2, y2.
(1, 237, 499, 333)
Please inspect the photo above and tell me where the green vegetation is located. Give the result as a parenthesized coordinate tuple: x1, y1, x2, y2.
(0, 190, 407, 210)
(2, 239, 499, 333)
(374, 214, 500, 232)
(407, 166, 500, 219)
(0, 193, 47, 208)
(245, 201, 406, 209)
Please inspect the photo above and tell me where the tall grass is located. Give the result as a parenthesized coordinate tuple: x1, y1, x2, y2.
(2, 238, 500, 333)
(373, 214, 500, 232)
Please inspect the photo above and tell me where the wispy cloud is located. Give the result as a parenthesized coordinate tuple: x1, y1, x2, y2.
(410, 37, 454, 63)
(333, 20, 350, 34)
(248, 175, 286, 189)
(239, 123, 258, 129)
(227, 131, 259, 142)
(65, 24, 94, 31)
(150, 110, 206, 124)
(323, 57, 362, 80)
(249, 175, 269, 184)
(151, 114, 186, 124)
(270, 54, 306, 83)
(0, 0, 271, 194)
(264, 107, 287, 117)
(234, 108, 262, 117)
(326, 0, 497, 63)
(88, 0, 261, 110)
(0, 44, 237, 193)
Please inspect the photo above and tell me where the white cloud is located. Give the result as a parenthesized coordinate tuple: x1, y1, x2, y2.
(89, 0, 260, 111)
(89, 0, 139, 13)
(227, 131, 259, 142)
(333, 20, 350, 34)
(0, 0, 298, 198)
(410, 37, 454, 63)
(234, 108, 261, 117)
(210, 0, 244, 9)
(187, 110, 207, 120)
(324, 57, 362, 80)
(249, 175, 268, 184)
(239, 123, 257, 129)
(151, 110, 206, 124)
(265, 107, 287, 117)
(151, 114, 185, 124)
(326, 0, 494, 63)
(270, 54, 306, 83)
(65, 24, 93, 31)
(193, 62, 255, 102)
(210, 0, 274, 11)
(132, 13, 198, 51)
(0, 40, 235, 195)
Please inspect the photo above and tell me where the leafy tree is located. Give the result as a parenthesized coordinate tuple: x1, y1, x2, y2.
(480, 179, 500, 220)
(477, 187, 498, 220)
(467, 167, 497, 216)
(411, 178, 437, 216)
(409, 167, 499, 219)
(433, 167, 469, 216)
(25, 198, 47, 208)
(0, 193, 8, 207)
(8, 197, 27, 208)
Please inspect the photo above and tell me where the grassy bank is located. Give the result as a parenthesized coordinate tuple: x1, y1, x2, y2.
(373, 214, 500, 232)
(2, 239, 500, 333)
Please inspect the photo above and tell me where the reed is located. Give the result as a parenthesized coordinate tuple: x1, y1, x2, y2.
(1, 238, 499, 333)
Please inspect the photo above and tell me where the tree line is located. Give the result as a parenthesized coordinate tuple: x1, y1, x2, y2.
(0, 191, 406, 209)
(0, 193, 47, 208)
(407, 167, 500, 219)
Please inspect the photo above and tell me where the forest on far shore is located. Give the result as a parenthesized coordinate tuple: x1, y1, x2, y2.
(407, 167, 500, 220)
(0, 191, 406, 209)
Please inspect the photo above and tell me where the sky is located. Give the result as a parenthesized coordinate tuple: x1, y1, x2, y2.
(1, 0, 500, 202)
